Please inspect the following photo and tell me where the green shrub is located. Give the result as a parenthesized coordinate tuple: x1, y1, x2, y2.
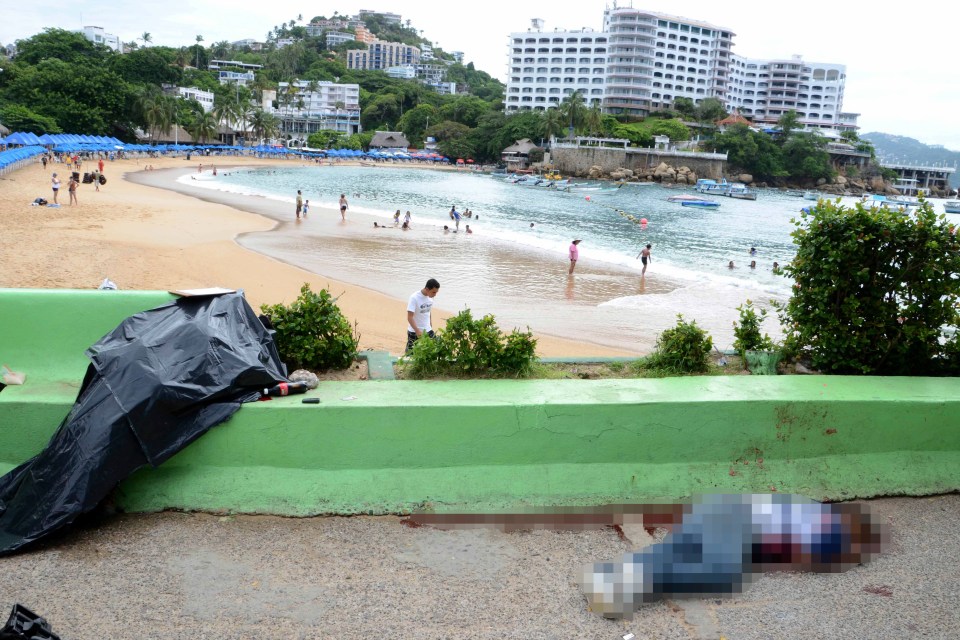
(733, 300, 775, 361)
(401, 309, 538, 379)
(779, 197, 960, 374)
(260, 283, 359, 371)
(646, 315, 714, 374)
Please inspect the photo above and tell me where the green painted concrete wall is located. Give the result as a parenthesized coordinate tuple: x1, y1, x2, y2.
(2, 289, 960, 516)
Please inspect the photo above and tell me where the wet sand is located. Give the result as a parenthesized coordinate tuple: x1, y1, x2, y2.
(0, 155, 635, 357)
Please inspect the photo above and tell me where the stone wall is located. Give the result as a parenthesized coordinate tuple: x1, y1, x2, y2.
(551, 147, 726, 181)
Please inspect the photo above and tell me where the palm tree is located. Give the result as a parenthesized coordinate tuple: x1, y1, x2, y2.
(140, 32, 152, 48)
(584, 105, 604, 136)
(559, 90, 587, 138)
(249, 109, 280, 144)
(174, 47, 189, 69)
(187, 110, 219, 145)
(195, 35, 204, 68)
(539, 108, 565, 143)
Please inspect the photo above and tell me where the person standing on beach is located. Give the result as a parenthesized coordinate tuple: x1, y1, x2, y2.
(51, 173, 60, 204)
(569, 239, 581, 275)
(406, 278, 440, 353)
(339, 194, 349, 221)
(302, 200, 309, 217)
(68, 174, 79, 206)
(403, 210, 412, 228)
(637, 244, 653, 276)
(295, 190, 303, 219)
(98, 158, 104, 174)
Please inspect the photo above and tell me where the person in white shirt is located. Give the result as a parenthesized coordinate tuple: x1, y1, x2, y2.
(406, 278, 440, 353)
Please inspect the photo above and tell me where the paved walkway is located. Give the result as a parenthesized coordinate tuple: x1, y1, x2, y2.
(1, 495, 957, 639)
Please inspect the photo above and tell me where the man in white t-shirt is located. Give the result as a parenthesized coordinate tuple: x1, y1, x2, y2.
(406, 278, 440, 353)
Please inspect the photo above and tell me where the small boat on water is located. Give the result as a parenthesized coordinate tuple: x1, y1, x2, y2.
(681, 199, 720, 208)
(885, 195, 920, 208)
(802, 191, 820, 201)
(726, 184, 758, 201)
(944, 201, 960, 213)
(667, 194, 712, 203)
(695, 178, 730, 195)
(783, 190, 805, 197)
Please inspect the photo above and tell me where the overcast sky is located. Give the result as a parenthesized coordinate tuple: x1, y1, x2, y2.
(3, 0, 957, 150)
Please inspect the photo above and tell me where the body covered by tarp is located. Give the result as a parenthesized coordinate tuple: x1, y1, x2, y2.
(0, 292, 287, 555)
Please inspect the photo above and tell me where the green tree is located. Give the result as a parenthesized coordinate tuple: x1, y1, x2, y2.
(139, 32, 152, 48)
(194, 35, 205, 68)
(559, 90, 587, 137)
(538, 108, 565, 143)
(693, 97, 726, 125)
(397, 103, 438, 145)
(776, 110, 801, 143)
(187, 109, 219, 144)
(109, 47, 181, 86)
(780, 198, 960, 374)
(13, 28, 110, 65)
(437, 95, 489, 128)
(710, 123, 786, 179)
(781, 132, 834, 181)
(673, 97, 696, 120)
(0, 104, 61, 133)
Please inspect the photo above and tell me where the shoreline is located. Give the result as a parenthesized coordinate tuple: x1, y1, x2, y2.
(0, 155, 636, 357)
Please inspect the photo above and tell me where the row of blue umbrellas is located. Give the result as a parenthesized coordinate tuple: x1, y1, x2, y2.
(0, 145, 45, 171)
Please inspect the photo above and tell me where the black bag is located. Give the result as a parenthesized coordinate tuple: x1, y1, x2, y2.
(0, 604, 61, 640)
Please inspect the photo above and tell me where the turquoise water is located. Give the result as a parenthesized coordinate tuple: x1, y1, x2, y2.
(187, 165, 831, 351)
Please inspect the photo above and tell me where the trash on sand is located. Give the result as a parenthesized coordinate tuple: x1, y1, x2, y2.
(0, 292, 288, 555)
(0, 604, 61, 640)
(1, 365, 25, 386)
(340, 395, 359, 401)
(98, 278, 118, 290)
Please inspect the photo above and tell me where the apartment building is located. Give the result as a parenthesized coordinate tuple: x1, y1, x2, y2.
(326, 32, 355, 48)
(603, 7, 734, 115)
(504, 20, 609, 112)
(274, 81, 362, 135)
(347, 41, 420, 71)
(210, 60, 263, 87)
(79, 26, 122, 52)
(726, 55, 857, 131)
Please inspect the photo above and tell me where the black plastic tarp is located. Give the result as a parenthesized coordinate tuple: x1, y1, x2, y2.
(0, 292, 287, 555)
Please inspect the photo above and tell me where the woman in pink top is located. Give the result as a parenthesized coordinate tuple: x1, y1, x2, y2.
(568, 239, 581, 274)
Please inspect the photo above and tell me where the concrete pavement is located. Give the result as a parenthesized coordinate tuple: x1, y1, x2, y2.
(0, 494, 957, 639)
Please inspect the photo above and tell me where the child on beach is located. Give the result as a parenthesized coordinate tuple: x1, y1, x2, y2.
(339, 194, 348, 221)
(403, 211, 412, 227)
(394, 210, 401, 226)
(302, 200, 309, 217)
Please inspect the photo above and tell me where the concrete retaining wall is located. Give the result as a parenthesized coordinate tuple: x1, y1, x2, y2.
(2, 289, 959, 516)
(551, 147, 726, 180)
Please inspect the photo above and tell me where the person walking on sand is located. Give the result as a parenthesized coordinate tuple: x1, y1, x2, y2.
(406, 278, 440, 354)
(339, 194, 349, 221)
(51, 172, 61, 204)
(68, 174, 79, 206)
(98, 158, 104, 174)
(295, 190, 303, 219)
(637, 244, 653, 276)
(569, 239, 582, 275)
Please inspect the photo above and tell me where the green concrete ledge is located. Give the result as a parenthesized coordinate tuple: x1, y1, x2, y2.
(3, 289, 960, 516)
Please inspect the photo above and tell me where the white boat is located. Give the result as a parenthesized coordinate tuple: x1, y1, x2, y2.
(695, 178, 730, 195)
(944, 201, 960, 213)
(885, 195, 920, 208)
(667, 194, 712, 203)
(725, 184, 758, 201)
(802, 191, 820, 201)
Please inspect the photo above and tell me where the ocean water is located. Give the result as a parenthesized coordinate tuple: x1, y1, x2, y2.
(180, 165, 942, 352)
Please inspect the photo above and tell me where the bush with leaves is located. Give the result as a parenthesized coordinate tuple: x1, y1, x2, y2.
(733, 300, 776, 360)
(779, 197, 960, 374)
(402, 309, 538, 379)
(260, 284, 359, 372)
(645, 315, 714, 374)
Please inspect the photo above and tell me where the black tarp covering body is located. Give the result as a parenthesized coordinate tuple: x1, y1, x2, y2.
(0, 292, 287, 555)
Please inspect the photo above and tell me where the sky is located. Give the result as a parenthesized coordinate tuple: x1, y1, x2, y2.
(2, 0, 958, 150)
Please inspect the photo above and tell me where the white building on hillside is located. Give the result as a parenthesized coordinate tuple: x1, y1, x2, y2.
(603, 7, 735, 115)
(326, 31, 355, 48)
(210, 60, 263, 87)
(726, 55, 857, 131)
(274, 81, 362, 138)
(177, 87, 215, 112)
(504, 21, 609, 112)
(79, 26, 122, 52)
(386, 65, 417, 79)
(347, 41, 421, 70)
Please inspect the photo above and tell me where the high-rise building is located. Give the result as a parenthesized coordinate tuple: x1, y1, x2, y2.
(347, 41, 420, 71)
(603, 7, 734, 115)
(726, 55, 856, 131)
(504, 21, 609, 112)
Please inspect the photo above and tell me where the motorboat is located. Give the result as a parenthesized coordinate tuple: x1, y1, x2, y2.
(783, 190, 805, 197)
(726, 184, 758, 201)
(667, 194, 712, 203)
(802, 191, 820, 201)
(944, 201, 960, 213)
(695, 178, 730, 195)
(885, 195, 920, 208)
(681, 199, 720, 208)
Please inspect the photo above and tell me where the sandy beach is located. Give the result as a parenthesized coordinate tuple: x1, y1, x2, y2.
(0, 154, 635, 357)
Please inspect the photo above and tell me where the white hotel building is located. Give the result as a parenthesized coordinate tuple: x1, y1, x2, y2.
(504, 20, 609, 111)
(726, 55, 859, 131)
(504, 10, 853, 132)
(274, 81, 362, 138)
